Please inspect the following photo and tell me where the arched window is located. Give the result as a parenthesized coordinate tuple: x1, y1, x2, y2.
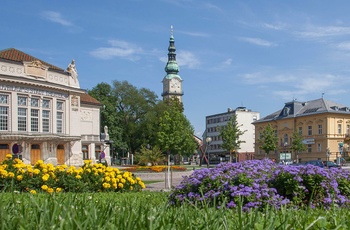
(284, 134, 288, 145)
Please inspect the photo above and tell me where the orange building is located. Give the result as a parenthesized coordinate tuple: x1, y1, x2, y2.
(253, 98, 350, 163)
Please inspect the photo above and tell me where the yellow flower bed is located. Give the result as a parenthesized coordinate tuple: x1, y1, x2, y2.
(0, 155, 145, 194)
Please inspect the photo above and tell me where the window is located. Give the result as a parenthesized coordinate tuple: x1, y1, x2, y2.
(283, 134, 288, 145)
(56, 101, 64, 133)
(18, 108, 27, 131)
(82, 145, 89, 160)
(95, 145, 102, 160)
(42, 99, 51, 133)
(298, 127, 302, 135)
(31, 109, 39, 132)
(318, 125, 322, 135)
(338, 124, 342, 135)
(347, 125, 350, 135)
(317, 143, 321, 152)
(18, 96, 27, 106)
(307, 144, 312, 153)
(42, 110, 50, 132)
(18, 96, 28, 131)
(308, 126, 312, 136)
(42, 99, 50, 109)
(0, 94, 9, 131)
(31, 98, 39, 107)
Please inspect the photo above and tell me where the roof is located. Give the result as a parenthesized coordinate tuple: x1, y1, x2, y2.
(255, 98, 350, 123)
(80, 93, 101, 106)
(0, 48, 64, 72)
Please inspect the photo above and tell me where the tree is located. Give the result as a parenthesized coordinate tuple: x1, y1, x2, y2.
(156, 109, 197, 157)
(219, 115, 246, 162)
(88, 82, 124, 150)
(259, 124, 278, 157)
(111, 80, 158, 155)
(291, 132, 306, 162)
(89, 80, 159, 158)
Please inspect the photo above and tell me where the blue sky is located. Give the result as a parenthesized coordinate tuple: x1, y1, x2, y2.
(2, 0, 350, 137)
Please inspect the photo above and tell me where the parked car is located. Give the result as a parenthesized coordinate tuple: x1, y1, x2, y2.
(323, 161, 341, 168)
(304, 160, 324, 168)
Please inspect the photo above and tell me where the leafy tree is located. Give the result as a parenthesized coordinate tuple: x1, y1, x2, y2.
(88, 82, 124, 150)
(291, 132, 306, 162)
(135, 145, 166, 166)
(89, 81, 159, 157)
(156, 101, 197, 159)
(219, 115, 246, 162)
(111, 80, 158, 155)
(259, 124, 278, 157)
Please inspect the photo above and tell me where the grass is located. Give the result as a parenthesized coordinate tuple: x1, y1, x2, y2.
(1, 191, 350, 229)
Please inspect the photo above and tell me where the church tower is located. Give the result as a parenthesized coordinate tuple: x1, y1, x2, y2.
(162, 26, 183, 102)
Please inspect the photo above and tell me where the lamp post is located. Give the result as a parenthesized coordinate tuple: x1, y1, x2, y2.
(284, 142, 288, 164)
(206, 137, 212, 168)
(326, 148, 330, 162)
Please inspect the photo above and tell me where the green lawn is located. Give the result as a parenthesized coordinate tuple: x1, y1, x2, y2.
(1, 192, 350, 229)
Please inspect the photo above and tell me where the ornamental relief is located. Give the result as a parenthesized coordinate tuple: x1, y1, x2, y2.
(81, 110, 92, 121)
(0, 64, 24, 75)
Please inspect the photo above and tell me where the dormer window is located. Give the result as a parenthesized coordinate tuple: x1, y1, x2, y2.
(283, 107, 290, 116)
(332, 106, 339, 111)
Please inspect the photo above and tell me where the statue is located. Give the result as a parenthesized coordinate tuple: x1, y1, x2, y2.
(67, 59, 78, 81)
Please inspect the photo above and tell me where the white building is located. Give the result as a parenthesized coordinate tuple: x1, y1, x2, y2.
(204, 107, 260, 163)
(0, 48, 110, 166)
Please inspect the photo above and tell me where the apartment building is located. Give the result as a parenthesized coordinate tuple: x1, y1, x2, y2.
(253, 98, 350, 163)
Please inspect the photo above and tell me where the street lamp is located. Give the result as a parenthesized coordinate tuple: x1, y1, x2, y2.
(284, 142, 288, 164)
(206, 137, 212, 168)
(326, 148, 330, 162)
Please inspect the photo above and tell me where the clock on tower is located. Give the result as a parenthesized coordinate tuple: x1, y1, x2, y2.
(161, 26, 184, 102)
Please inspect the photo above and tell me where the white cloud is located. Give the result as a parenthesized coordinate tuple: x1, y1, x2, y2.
(41, 11, 73, 26)
(175, 50, 200, 69)
(336, 42, 350, 50)
(296, 25, 350, 39)
(223, 58, 232, 66)
(262, 23, 285, 30)
(90, 40, 143, 60)
(239, 37, 276, 47)
(180, 31, 210, 38)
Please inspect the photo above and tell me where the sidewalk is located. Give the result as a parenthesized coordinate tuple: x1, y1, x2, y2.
(134, 170, 194, 191)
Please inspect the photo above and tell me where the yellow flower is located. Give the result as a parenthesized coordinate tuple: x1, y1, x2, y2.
(118, 183, 124, 188)
(75, 175, 82, 179)
(103, 182, 111, 189)
(56, 188, 62, 193)
(30, 190, 36, 195)
(42, 174, 50, 182)
(5, 154, 12, 159)
(33, 169, 40, 175)
(16, 175, 23, 181)
(41, 185, 48, 191)
(47, 188, 54, 194)
(8, 172, 15, 178)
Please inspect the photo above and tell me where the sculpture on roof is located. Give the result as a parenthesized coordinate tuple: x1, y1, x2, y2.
(67, 59, 78, 81)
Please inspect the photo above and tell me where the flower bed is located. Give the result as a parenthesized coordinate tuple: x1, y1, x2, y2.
(123, 165, 187, 173)
(169, 159, 350, 210)
(0, 154, 145, 194)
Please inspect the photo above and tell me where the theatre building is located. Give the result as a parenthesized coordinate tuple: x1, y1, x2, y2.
(0, 48, 109, 166)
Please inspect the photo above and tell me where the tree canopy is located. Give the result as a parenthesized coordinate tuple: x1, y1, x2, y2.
(259, 124, 278, 156)
(219, 115, 246, 162)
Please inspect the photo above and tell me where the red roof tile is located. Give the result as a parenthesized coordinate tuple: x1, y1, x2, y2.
(80, 93, 101, 106)
(0, 48, 64, 71)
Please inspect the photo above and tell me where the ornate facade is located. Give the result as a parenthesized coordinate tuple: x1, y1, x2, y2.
(0, 48, 110, 166)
